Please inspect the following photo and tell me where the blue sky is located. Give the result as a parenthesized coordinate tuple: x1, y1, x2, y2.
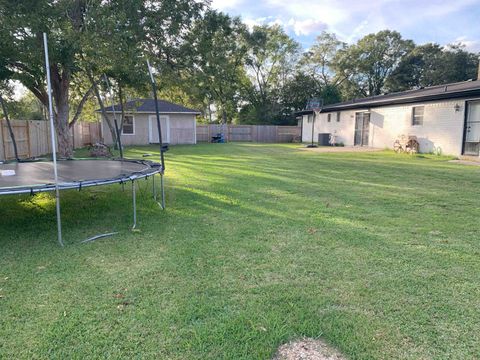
(212, 0, 480, 51)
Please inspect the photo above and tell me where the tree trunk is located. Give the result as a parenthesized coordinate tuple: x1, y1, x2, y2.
(50, 65, 73, 158)
(54, 92, 73, 158)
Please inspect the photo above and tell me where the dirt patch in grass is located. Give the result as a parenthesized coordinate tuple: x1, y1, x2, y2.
(273, 338, 346, 360)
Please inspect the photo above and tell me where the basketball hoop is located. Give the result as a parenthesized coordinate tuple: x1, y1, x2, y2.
(306, 98, 323, 110)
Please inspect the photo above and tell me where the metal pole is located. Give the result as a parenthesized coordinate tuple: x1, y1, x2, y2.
(311, 111, 315, 146)
(43, 33, 64, 247)
(152, 174, 157, 201)
(160, 174, 165, 210)
(146, 60, 165, 171)
(103, 75, 123, 158)
(132, 180, 137, 229)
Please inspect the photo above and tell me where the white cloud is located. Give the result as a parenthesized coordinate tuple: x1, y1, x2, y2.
(287, 18, 327, 36)
(454, 36, 480, 52)
(211, 0, 480, 49)
(210, 0, 244, 11)
(243, 17, 268, 29)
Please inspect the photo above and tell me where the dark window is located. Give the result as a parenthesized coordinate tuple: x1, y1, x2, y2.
(327, 113, 331, 122)
(307, 114, 313, 123)
(412, 106, 424, 126)
(336, 112, 341, 122)
(122, 115, 134, 134)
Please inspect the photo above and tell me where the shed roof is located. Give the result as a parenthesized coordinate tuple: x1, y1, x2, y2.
(297, 80, 480, 115)
(97, 99, 201, 114)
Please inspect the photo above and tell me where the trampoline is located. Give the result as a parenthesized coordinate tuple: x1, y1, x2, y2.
(0, 159, 162, 195)
(0, 34, 169, 246)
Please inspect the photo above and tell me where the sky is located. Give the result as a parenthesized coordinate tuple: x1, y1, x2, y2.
(211, 0, 480, 51)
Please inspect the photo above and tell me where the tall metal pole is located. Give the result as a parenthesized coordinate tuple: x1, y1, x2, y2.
(103, 75, 123, 158)
(311, 111, 315, 146)
(146, 60, 164, 171)
(43, 33, 64, 247)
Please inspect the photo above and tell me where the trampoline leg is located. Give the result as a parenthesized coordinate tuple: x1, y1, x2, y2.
(55, 188, 64, 247)
(161, 173, 165, 210)
(152, 174, 157, 201)
(132, 180, 137, 230)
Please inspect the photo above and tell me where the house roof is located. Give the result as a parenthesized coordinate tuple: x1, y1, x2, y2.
(97, 99, 201, 114)
(297, 79, 480, 115)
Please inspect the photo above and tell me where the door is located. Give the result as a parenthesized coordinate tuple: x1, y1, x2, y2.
(149, 115, 170, 143)
(463, 101, 480, 156)
(354, 112, 370, 146)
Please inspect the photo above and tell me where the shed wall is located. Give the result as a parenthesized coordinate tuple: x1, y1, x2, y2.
(101, 113, 196, 145)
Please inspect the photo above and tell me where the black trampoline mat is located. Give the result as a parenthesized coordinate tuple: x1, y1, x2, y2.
(0, 159, 160, 194)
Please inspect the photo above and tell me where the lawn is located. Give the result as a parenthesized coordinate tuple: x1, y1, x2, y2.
(1, 143, 479, 359)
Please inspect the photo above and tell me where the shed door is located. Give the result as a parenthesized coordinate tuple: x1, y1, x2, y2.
(149, 115, 170, 143)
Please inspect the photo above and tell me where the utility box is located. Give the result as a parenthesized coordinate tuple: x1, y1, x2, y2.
(318, 133, 330, 146)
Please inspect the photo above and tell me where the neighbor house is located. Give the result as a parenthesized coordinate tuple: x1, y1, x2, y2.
(98, 99, 201, 146)
(298, 80, 480, 156)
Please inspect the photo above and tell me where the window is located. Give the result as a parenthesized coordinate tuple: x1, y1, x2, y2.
(327, 113, 331, 122)
(307, 114, 313, 123)
(122, 115, 134, 134)
(412, 106, 424, 126)
(336, 112, 341, 122)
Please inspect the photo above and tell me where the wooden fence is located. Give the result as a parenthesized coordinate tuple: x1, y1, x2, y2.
(196, 124, 301, 143)
(0, 119, 101, 161)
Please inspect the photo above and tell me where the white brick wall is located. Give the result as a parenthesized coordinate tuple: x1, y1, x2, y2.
(302, 99, 470, 155)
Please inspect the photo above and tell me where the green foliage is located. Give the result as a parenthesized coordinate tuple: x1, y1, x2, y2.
(387, 43, 479, 92)
(334, 30, 415, 97)
(300, 31, 346, 87)
(181, 10, 248, 123)
(5, 92, 44, 120)
(239, 25, 301, 124)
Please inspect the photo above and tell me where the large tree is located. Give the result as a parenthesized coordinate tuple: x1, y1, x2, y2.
(0, 0, 206, 157)
(240, 25, 301, 124)
(386, 43, 479, 92)
(300, 31, 346, 87)
(334, 30, 414, 97)
(183, 10, 248, 123)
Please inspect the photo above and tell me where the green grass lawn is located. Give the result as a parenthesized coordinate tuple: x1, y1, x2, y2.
(1, 143, 479, 359)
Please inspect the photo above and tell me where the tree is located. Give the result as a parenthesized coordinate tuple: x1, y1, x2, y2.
(0, 0, 94, 157)
(334, 30, 414, 97)
(241, 25, 301, 124)
(0, 0, 206, 157)
(387, 43, 479, 92)
(300, 31, 346, 87)
(183, 10, 248, 124)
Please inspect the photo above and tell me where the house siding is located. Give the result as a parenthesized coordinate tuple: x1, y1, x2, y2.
(302, 99, 470, 156)
(101, 113, 196, 146)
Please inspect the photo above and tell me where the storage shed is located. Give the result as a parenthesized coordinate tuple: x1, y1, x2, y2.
(98, 99, 200, 146)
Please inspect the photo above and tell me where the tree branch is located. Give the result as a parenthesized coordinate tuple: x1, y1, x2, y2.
(69, 84, 94, 128)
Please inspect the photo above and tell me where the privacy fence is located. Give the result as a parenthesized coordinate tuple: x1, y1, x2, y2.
(0, 119, 101, 161)
(196, 124, 301, 143)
